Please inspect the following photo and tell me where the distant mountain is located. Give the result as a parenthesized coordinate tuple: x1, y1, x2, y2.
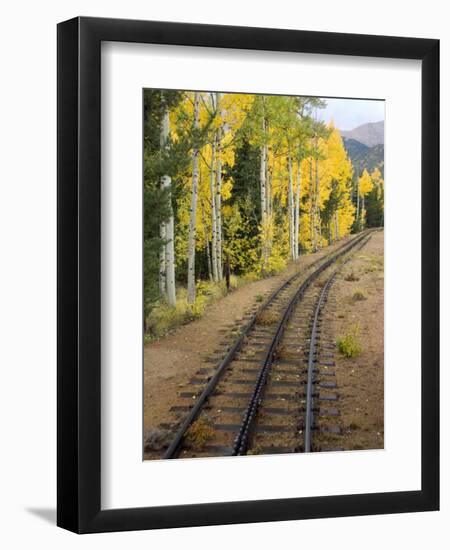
(343, 137, 384, 177)
(341, 120, 384, 147)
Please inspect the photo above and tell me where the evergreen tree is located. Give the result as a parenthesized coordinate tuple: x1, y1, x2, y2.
(143, 90, 188, 323)
(365, 167, 384, 227)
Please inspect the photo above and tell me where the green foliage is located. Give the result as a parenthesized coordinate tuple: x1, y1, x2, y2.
(223, 201, 260, 274)
(263, 246, 287, 275)
(365, 184, 384, 227)
(336, 324, 362, 357)
(226, 140, 260, 217)
(143, 173, 170, 320)
(143, 90, 191, 319)
(146, 280, 233, 339)
(142, 89, 383, 336)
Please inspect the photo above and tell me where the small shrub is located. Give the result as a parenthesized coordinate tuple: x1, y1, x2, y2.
(185, 416, 214, 449)
(146, 281, 229, 339)
(336, 324, 362, 358)
(242, 271, 260, 283)
(352, 289, 367, 301)
(255, 293, 264, 303)
(229, 274, 239, 289)
(256, 310, 279, 326)
(344, 271, 359, 282)
(262, 251, 287, 276)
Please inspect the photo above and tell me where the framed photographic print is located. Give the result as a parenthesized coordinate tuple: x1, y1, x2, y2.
(57, 17, 439, 533)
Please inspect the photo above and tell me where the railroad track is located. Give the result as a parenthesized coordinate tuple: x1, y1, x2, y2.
(161, 231, 373, 459)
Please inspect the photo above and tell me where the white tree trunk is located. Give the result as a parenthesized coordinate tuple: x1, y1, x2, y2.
(288, 151, 295, 261)
(160, 104, 176, 306)
(215, 162, 223, 280)
(309, 158, 315, 251)
(260, 109, 269, 270)
(187, 93, 200, 304)
(164, 193, 176, 306)
(260, 130, 267, 222)
(209, 135, 218, 282)
(265, 146, 271, 216)
(361, 195, 365, 229)
(314, 156, 320, 250)
(294, 162, 301, 260)
(356, 180, 360, 227)
(260, 142, 268, 269)
(159, 221, 166, 296)
(215, 92, 223, 280)
(334, 211, 340, 240)
(215, 159, 223, 278)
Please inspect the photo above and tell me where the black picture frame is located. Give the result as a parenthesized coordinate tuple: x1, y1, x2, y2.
(57, 16, 439, 533)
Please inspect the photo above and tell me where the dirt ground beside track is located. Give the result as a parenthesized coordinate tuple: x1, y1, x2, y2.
(315, 230, 384, 451)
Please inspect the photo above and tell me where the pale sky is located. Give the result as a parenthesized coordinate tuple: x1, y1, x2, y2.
(316, 97, 385, 131)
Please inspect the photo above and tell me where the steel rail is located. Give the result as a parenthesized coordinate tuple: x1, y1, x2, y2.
(303, 273, 336, 452)
(163, 231, 371, 459)
(232, 231, 371, 456)
(304, 233, 373, 452)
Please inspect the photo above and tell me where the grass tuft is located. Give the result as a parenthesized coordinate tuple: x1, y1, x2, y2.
(146, 279, 236, 341)
(352, 289, 367, 301)
(255, 310, 279, 326)
(185, 416, 214, 449)
(344, 271, 360, 282)
(336, 324, 362, 358)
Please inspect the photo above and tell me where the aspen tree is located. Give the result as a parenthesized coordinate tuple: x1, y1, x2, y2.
(288, 150, 295, 260)
(314, 153, 320, 250)
(309, 157, 314, 249)
(334, 211, 340, 239)
(294, 162, 301, 259)
(209, 133, 219, 281)
(260, 102, 269, 271)
(358, 169, 373, 229)
(160, 103, 176, 306)
(159, 220, 166, 296)
(215, 92, 223, 280)
(158, 93, 168, 297)
(356, 177, 360, 226)
(321, 126, 353, 242)
(187, 92, 200, 304)
(154, 91, 369, 299)
(365, 166, 384, 227)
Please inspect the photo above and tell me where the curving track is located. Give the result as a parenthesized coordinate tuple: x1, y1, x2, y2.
(162, 231, 373, 459)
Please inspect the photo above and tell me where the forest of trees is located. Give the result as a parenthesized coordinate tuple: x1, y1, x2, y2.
(144, 90, 384, 327)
